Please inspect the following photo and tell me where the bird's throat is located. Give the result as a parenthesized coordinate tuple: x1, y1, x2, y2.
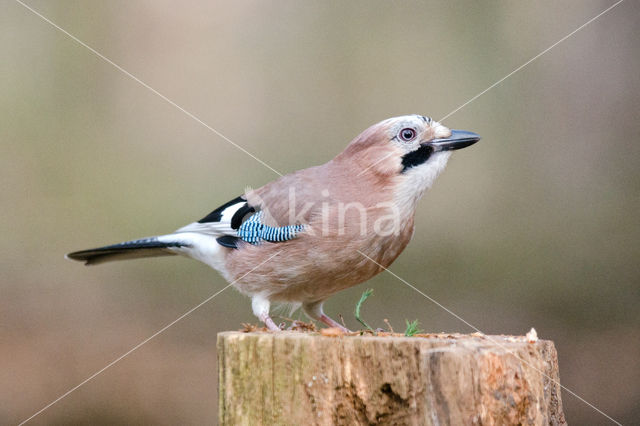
(401, 145, 434, 172)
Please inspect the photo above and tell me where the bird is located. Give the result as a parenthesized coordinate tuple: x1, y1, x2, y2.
(67, 115, 480, 331)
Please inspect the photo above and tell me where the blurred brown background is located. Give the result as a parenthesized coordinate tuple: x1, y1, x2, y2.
(2, 1, 638, 424)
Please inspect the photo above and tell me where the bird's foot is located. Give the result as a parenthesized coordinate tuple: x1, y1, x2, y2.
(319, 314, 351, 333)
(259, 313, 282, 331)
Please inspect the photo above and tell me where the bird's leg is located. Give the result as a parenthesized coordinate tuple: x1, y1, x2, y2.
(303, 301, 351, 333)
(259, 313, 281, 331)
(252, 295, 281, 331)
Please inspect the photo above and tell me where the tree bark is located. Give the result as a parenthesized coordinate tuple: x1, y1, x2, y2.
(218, 331, 566, 425)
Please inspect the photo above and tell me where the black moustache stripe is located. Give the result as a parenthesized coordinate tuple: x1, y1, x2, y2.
(401, 145, 434, 172)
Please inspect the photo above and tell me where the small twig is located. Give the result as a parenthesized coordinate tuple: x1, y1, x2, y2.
(354, 289, 375, 333)
(338, 313, 347, 329)
(383, 318, 395, 333)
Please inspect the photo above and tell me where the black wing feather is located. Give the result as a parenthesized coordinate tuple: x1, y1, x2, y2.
(197, 196, 246, 223)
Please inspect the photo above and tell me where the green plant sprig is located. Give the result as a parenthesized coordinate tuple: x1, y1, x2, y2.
(354, 288, 375, 333)
(404, 319, 423, 337)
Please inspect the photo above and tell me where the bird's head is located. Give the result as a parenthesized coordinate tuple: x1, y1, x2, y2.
(340, 114, 480, 175)
(336, 114, 480, 206)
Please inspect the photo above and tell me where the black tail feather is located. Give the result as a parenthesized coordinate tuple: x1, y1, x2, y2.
(66, 237, 187, 265)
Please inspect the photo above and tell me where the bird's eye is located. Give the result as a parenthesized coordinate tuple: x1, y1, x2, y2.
(399, 128, 416, 142)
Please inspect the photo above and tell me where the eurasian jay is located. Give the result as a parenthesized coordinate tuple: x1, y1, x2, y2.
(67, 115, 480, 331)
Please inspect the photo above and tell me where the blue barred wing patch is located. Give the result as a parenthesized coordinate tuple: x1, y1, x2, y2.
(237, 211, 305, 245)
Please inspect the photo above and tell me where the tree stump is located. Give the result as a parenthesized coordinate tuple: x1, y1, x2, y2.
(217, 331, 566, 425)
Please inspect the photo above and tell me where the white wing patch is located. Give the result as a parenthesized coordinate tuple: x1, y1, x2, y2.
(175, 198, 248, 237)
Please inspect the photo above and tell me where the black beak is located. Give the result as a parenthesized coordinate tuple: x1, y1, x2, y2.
(426, 130, 480, 151)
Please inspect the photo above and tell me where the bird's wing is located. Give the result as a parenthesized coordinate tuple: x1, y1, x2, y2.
(175, 195, 305, 249)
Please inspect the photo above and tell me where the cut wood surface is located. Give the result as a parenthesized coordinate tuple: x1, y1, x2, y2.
(218, 331, 566, 425)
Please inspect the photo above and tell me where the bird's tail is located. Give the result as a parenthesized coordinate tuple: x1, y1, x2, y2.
(66, 236, 188, 265)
